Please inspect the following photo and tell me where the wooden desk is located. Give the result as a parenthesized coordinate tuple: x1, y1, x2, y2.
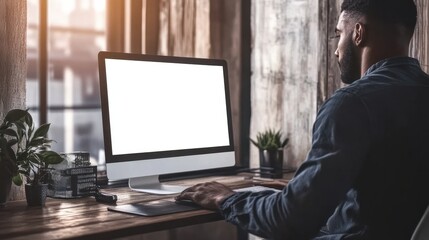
(0, 175, 261, 240)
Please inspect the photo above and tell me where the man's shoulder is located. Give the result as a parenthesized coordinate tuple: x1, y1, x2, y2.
(329, 83, 365, 102)
(332, 75, 392, 99)
(318, 87, 367, 118)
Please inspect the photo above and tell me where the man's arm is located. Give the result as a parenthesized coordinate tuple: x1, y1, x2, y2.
(177, 90, 371, 239)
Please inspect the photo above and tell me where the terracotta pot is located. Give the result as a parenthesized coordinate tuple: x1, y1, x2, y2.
(25, 183, 48, 206)
(259, 149, 283, 179)
(0, 172, 12, 207)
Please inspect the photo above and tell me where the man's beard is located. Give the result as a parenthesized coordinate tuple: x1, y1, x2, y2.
(338, 38, 361, 84)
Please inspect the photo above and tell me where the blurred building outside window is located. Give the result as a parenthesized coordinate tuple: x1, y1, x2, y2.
(26, 0, 107, 175)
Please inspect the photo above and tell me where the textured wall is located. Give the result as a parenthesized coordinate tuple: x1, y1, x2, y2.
(0, 0, 26, 200)
(318, 0, 342, 108)
(410, 0, 429, 73)
(158, 0, 210, 58)
(250, 0, 319, 169)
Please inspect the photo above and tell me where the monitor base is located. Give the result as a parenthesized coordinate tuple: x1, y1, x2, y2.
(129, 175, 187, 195)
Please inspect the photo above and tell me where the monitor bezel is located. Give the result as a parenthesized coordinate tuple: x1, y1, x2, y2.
(98, 51, 235, 165)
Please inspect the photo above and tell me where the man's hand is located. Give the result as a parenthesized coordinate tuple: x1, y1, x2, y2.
(175, 181, 235, 210)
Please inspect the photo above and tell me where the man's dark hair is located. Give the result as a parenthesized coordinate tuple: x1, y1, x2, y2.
(341, 0, 417, 36)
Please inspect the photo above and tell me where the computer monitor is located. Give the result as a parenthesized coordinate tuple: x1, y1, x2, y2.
(98, 51, 236, 194)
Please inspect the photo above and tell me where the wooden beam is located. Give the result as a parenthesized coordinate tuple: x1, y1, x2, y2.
(195, 0, 210, 58)
(182, 0, 196, 56)
(169, 0, 185, 55)
(240, 0, 252, 168)
(107, 0, 125, 52)
(317, 0, 329, 109)
(210, 0, 250, 167)
(326, 0, 342, 100)
(144, 0, 160, 54)
(158, 0, 170, 55)
(39, 0, 47, 125)
(317, 0, 342, 108)
(130, 0, 143, 53)
(209, 0, 222, 59)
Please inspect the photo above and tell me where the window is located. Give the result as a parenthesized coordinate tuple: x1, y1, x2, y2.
(26, 0, 107, 167)
(26, 0, 250, 172)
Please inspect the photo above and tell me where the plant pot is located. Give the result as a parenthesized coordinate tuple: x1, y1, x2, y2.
(259, 149, 283, 179)
(0, 172, 12, 207)
(25, 183, 48, 206)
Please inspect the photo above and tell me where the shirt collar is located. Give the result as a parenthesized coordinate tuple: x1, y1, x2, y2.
(363, 57, 420, 77)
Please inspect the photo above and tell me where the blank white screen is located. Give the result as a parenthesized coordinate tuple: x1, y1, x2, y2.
(105, 59, 230, 155)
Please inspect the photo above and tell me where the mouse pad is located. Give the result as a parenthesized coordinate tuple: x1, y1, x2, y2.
(108, 200, 201, 217)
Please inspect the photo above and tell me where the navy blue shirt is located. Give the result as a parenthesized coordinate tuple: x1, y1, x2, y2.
(220, 57, 429, 239)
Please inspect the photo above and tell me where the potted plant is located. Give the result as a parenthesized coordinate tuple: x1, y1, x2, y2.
(0, 109, 63, 206)
(250, 129, 289, 178)
(0, 109, 26, 206)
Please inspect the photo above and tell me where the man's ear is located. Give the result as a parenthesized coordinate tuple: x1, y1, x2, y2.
(353, 22, 366, 47)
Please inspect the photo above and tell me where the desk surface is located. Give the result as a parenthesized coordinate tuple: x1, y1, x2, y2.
(0, 174, 289, 240)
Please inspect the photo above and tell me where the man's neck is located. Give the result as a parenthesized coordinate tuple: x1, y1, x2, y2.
(360, 46, 410, 76)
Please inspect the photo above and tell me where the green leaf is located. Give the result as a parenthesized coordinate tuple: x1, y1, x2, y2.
(13, 121, 26, 137)
(40, 151, 64, 165)
(13, 119, 26, 129)
(42, 143, 52, 149)
(24, 112, 33, 128)
(7, 139, 18, 147)
(0, 152, 17, 175)
(0, 139, 16, 162)
(28, 155, 40, 164)
(0, 137, 7, 148)
(0, 128, 18, 138)
(16, 150, 28, 163)
(5, 145, 16, 162)
(281, 138, 289, 148)
(32, 123, 50, 140)
(29, 137, 46, 147)
(249, 138, 260, 148)
(12, 174, 23, 186)
(250, 128, 289, 150)
(5, 109, 28, 122)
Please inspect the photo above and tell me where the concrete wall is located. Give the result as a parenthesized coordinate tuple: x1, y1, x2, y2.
(250, 0, 319, 168)
(0, 0, 26, 201)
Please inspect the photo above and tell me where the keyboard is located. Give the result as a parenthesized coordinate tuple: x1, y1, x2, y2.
(108, 199, 201, 217)
(108, 186, 281, 217)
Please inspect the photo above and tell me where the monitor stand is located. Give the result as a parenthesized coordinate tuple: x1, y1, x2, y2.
(129, 175, 187, 195)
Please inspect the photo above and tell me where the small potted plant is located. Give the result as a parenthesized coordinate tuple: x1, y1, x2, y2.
(0, 109, 63, 206)
(250, 129, 289, 178)
(0, 109, 26, 206)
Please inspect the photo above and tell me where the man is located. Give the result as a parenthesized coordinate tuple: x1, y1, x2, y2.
(176, 0, 429, 239)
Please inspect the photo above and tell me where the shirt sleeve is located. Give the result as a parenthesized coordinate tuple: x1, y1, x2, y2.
(219, 90, 371, 239)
